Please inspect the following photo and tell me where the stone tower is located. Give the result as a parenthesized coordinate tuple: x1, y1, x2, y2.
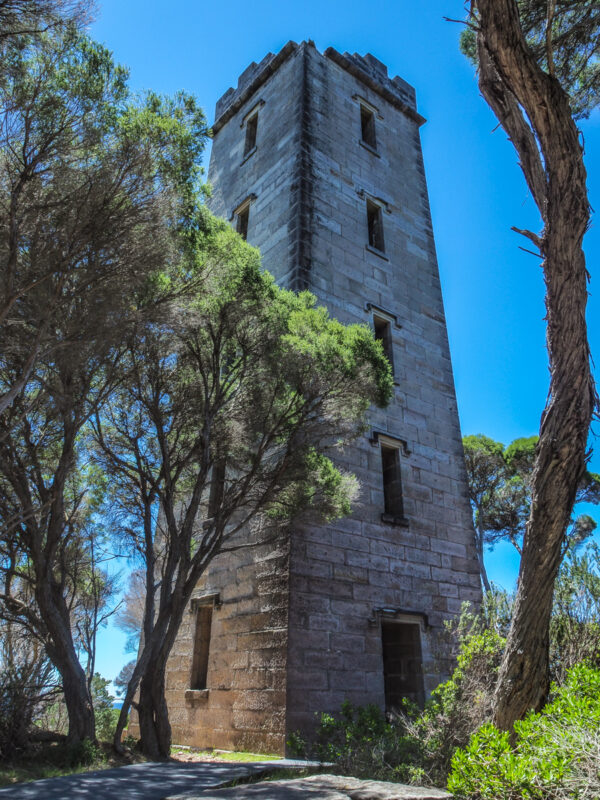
(164, 41, 481, 754)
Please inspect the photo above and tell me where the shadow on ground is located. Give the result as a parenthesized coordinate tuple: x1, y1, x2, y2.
(0, 760, 271, 800)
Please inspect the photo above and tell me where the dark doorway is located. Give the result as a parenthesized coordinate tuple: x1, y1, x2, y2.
(381, 620, 425, 711)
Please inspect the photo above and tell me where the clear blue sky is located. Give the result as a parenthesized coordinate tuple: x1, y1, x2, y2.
(88, 0, 600, 686)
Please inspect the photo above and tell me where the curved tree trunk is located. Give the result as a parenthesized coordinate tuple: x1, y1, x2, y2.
(137, 660, 171, 760)
(472, 0, 596, 729)
(38, 585, 96, 743)
(129, 587, 194, 759)
(134, 613, 185, 759)
(60, 656, 97, 743)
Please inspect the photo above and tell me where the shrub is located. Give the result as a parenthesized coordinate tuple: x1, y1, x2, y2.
(550, 542, 600, 683)
(288, 700, 426, 784)
(91, 673, 119, 742)
(448, 663, 600, 799)
(0, 629, 56, 759)
(95, 706, 120, 742)
(420, 619, 505, 773)
(0, 664, 44, 758)
(65, 737, 102, 767)
(388, 598, 506, 783)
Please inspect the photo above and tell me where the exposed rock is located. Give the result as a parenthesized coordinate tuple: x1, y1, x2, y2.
(165, 773, 452, 800)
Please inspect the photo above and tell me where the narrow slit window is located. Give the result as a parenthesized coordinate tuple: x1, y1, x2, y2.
(373, 315, 394, 372)
(381, 444, 404, 519)
(208, 459, 226, 518)
(367, 199, 385, 252)
(360, 105, 376, 150)
(190, 605, 213, 690)
(236, 204, 250, 240)
(244, 112, 258, 156)
(381, 620, 425, 711)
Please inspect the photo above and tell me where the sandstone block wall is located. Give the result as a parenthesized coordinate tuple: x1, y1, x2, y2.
(284, 43, 480, 736)
(166, 539, 290, 754)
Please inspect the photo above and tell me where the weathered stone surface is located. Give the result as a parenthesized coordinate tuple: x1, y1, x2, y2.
(165, 774, 452, 800)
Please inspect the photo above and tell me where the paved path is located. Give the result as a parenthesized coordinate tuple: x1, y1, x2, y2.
(0, 759, 300, 800)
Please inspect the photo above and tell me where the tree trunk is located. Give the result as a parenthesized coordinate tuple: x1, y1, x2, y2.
(476, 524, 491, 594)
(60, 658, 97, 744)
(137, 659, 171, 760)
(36, 583, 96, 743)
(472, 0, 596, 729)
(133, 591, 191, 759)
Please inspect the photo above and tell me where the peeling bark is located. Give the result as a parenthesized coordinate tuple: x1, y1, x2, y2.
(472, 0, 596, 729)
(476, 523, 492, 594)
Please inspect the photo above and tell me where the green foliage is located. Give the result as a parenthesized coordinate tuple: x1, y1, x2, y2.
(429, 627, 504, 722)
(95, 205, 393, 757)
(267, 449, 357, 522)
(288, 701, 425, 784)
(0, 9, 211, 748)
(122, 734, 138, 750)
(403, 599, 506, 782)
(100, 210, 393, 540)
(3, 26, 128, 123)
(503, 436, 537, 474)
(550, 541, 600, 682)
(448, 664, 600, 799)
(91, 674, 119, 742)
(96, 708, 120, 743)
(0, 739, 110, 786)
(118, 90, 209, 241)
(463, 433, 600, 559)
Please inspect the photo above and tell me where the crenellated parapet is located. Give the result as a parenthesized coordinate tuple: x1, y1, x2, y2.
(214, 41, 424, 133)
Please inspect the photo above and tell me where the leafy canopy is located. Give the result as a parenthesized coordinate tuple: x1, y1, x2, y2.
(463, 433, 600, 555)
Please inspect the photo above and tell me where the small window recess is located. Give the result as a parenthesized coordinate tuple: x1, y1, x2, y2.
(240, 99, 264, 163)
(236, 203, 249, 240)
(240, 99, 265, 127)
(373, 316, 395, 376)
(189, 593, 222, 613)
(360, 105, 378, 154)
(208, 460, 226, 520)
(366, 198, 385, 255)
(231, 195, 256, 241)
(186, 593, 220, 704)
(369, 432, 410, 527)
(369, 430, 411, 455)
(365, 304, 401, 385)
(357, 188, 392, 213)
(243, 112, 258, 159)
